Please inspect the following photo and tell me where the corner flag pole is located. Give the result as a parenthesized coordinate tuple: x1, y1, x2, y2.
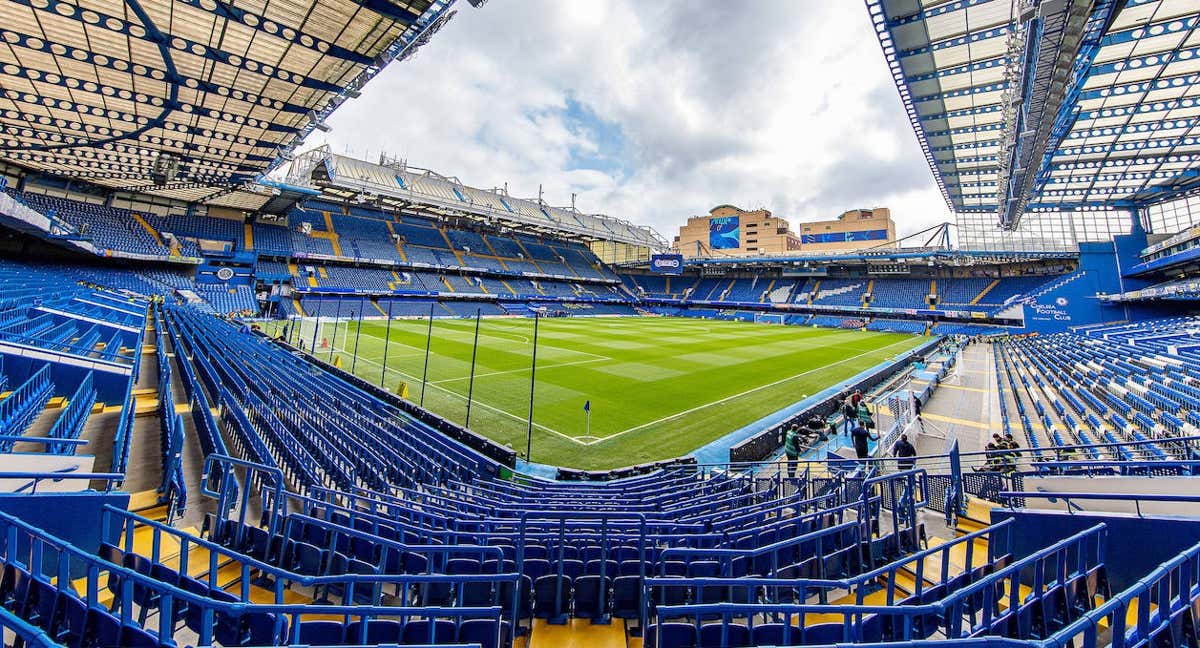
(465, 307, 481, 428)
(380, 300, 394, 387)
(420, 301, 434, 407)
(350, 297, 365, 373)
(584, 400, 591, 440)
(525, 312, 540, 461)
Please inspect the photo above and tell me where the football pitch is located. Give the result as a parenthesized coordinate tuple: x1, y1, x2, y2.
(276, 316, 926, 469)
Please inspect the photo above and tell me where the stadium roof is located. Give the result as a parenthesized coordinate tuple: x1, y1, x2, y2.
(284, 147, 670, 250)
(0, 0, 460, 205)
(869, 0, 1200, 228)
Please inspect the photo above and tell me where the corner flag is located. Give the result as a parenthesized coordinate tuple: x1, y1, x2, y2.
(584, 400, 590, 413)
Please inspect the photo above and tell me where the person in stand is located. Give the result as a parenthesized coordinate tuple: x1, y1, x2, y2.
(893, 434, 917, 470)
(842, 395, 857, 436)
(851, 390, 864, 409)
(856, 401, 874, 431)
(913, 393, 926, 433)
(851, 420, 878, 460)
(975, 442, 1002, 472)
(807, 415, 828, 442)
(783, 424, 802, 480)
(1001, 433, 1020, 472)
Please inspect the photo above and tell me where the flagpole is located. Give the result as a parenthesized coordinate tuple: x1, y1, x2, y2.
(420, 301, 434, 407)
(525, 312, 540, 462)
(350, 298, 365, 373)
(464, 307, 481, 428)
(380, 300, 394, 387)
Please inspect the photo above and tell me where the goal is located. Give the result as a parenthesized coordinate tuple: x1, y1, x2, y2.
(754, 312, 786, 325)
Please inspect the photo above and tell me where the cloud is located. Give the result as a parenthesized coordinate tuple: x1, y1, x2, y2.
(307, 0, 949, 241)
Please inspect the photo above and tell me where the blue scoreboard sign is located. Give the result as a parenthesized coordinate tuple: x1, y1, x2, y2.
(650, 254, 684, 275)
(709, 216, 740, 249)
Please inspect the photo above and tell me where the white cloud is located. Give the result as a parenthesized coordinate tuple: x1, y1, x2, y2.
(305, 0, 950, 241)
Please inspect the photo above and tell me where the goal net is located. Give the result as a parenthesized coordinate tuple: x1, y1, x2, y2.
(754, 312, 786, 325)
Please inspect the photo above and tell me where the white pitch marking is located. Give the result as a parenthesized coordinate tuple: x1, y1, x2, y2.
(431, 356, 611, 384)
(336, 344, 586, 444)
(582, 336, 924, 445)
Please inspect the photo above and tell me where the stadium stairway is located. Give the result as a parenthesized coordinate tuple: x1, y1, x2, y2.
(383, 221, 409, 262)
(969, 279, 1000, 305)
(439, 228, 468, 266)
(129, 212, 166, 250)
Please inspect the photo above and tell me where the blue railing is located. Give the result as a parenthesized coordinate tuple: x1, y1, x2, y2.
(110, 379, 135, 476)
(0, 470, 123, 494)
(45, 371, 95, 455)
(0, 508, 507, 648)
(0, 363, 53, 450)
(155, 310, 185, 518)
(998, 490, 1200, 517)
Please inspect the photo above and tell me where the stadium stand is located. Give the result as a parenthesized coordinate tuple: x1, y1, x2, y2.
(4, 0, 1200, 645)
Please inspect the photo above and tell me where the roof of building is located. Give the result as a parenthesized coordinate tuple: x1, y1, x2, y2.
(283, 147, 669, 249)
(869, 0, 1200, 227)
(0, 0, 458, 205)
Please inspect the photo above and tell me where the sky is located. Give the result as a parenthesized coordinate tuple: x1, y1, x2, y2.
(303, 1, 954, 242)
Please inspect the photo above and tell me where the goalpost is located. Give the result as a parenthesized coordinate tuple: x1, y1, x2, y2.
(754, 312, 786, 325)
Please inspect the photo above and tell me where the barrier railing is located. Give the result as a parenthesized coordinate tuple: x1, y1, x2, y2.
(1044, 538, 1200, 648)
(516, 510, 648, 627)
(938, 523, 1109, 640)
(0, 507, 506, 647)
(0, 470, 123, 494)
(0, 605, 59, 647)
(46, 371, 94, 455)
(998, 490, 1200, 517)
(110, 380, 135, 476)
(101, 505, 511, 609)
(156, 312, 186, 519)
(649, 602, 938, 644)
(0, 363, 52, 447)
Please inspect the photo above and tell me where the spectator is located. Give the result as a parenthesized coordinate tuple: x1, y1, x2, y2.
(806, 415, 828, 442)
(842, 395, 856, 436)
(856, 401, 874, 430)
(913, 393, 925, 433)
(851, 421, 877, 460)
(975, 442, 1003, 472)
(893, 434, 917, 470)
(783, 425, 802, 479)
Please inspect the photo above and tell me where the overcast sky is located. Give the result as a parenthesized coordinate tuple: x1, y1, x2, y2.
(303, 1, 953, 241)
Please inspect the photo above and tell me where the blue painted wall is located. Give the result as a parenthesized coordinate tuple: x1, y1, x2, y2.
(1022, 241, 1126, 333)
(991, 507, 1200, 592)
(0, 492, 129, 578)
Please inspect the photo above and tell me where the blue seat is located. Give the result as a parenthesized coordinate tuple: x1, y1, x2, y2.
(699, 622, 749, 647)
(458, 618, 508, 648)
(751, 622, 800, 646)
(345, 618, 402, 644)
(646, 621, 697, 648)
(295, 620, 343, 645)
(572, 575, 610, 620)
(533, 574, 571, 619)
(0, 565, 31, 612)
(497, 574, 532, 622)
(401, 618, 456, 644)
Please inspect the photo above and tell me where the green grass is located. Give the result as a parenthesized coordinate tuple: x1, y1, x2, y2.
(273, 316, 926, 469)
